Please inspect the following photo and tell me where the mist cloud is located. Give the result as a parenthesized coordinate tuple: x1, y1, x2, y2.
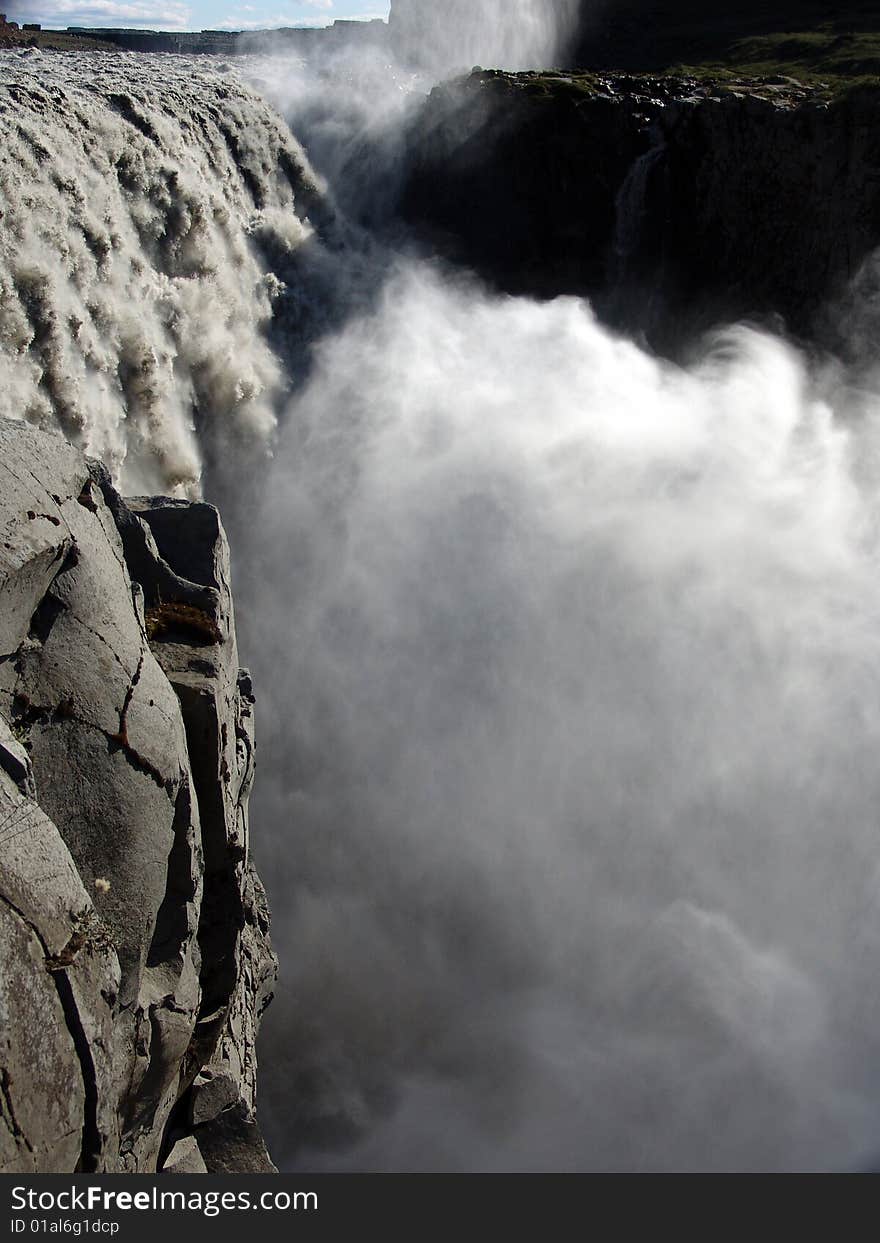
(243, 261, 880, 1171)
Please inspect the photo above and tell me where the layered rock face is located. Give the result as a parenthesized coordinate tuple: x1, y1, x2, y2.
(399, 72, 880, 343)
(0, 418, 275, 1174)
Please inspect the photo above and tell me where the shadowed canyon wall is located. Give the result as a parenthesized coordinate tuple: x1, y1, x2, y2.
(398, 71, 880, 345)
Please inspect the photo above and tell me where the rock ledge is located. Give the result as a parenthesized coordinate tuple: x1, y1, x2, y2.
(0, 418, 276, 1174)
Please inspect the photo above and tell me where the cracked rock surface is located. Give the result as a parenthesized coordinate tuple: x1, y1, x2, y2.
(0, 418, 276, 1173)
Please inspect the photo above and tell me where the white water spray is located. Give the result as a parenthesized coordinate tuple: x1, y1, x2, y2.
(389, 0, 582, 75)
(0, 51, 321, 494)
(243, 259, 880, 1172)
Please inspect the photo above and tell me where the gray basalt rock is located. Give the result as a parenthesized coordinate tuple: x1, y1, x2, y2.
(162, 1135, 208, 1175)
(0, 418, 276, 1173)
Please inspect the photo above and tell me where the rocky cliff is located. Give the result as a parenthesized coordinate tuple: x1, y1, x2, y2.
(398, 70, 880, 344)
(0, 418, 275, 1174)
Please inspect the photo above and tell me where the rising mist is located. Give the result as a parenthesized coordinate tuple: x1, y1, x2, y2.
(245, 258, 880, 1172)
(389, 0, 582, 75)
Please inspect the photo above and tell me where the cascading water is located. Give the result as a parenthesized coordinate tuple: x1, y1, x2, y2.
(389, 0, 582, 75)
(0, 50, 321, 495)
(4, 32, 880, 1174)
(613, 125, 667, 277)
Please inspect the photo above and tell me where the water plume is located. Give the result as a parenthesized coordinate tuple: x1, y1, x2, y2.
(389, 0, 582, 75)
(244, 261, 880, 1172)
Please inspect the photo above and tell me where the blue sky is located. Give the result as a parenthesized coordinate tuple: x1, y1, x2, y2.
(7, 0, 389, 31)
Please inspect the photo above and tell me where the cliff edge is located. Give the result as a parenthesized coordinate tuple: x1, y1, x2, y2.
(399, 70, 880, 344)
(0, 418, 276, 1174)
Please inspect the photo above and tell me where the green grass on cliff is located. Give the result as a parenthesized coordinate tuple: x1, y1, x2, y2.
(0, 28, 115, 51)
(673, 8, 880, 96)
(667, 26, 880, 97)
(572, 2, 880, 98)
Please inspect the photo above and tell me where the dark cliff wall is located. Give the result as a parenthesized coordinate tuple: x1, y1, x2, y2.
(398, 72, 880, 343)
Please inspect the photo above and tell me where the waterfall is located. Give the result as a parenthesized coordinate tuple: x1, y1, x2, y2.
(389, 0, 582, 74)
(0, 50, 322, 496)
(5, 37, 880, 1175)
(612, 125, 667, 279)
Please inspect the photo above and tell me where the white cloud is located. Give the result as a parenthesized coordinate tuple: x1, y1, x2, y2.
(9, 0, 386, 31)
(216, 8, 384, 29)
(214, 11, 326, 28)
(10, 0, 191, 27)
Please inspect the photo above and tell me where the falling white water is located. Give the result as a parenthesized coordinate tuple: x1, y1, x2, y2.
(389, 0, 582, 74)
(613, 125, 667, 274)
(0, 50, 322, 495)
